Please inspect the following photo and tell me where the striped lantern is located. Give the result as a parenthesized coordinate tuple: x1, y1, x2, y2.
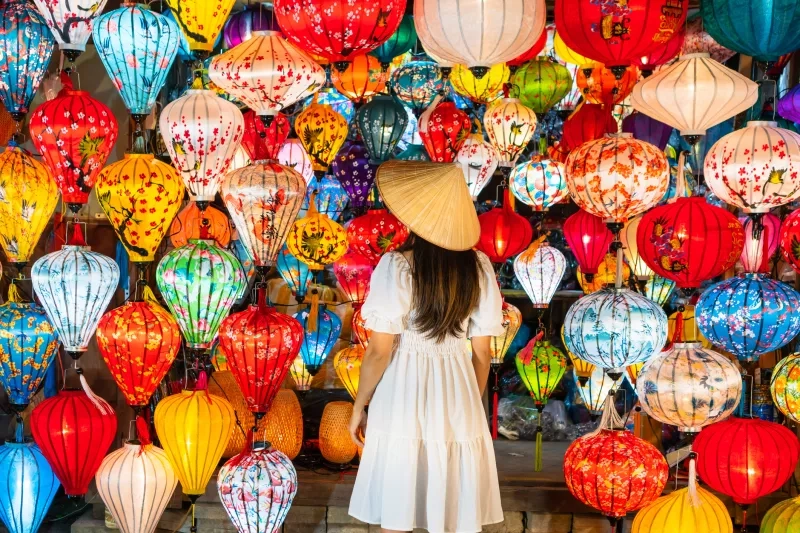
(223, 4, 275, 49)
(770, 353, 800, 424)
(0, 438, 59, 533)
(289, 356, 313, 391)
(514, 242, 567, 309)
(293, 305, 343, 375)
(510, 58, 573, 114)
(762, 497, 800, 533)
(457, 131, 500, 200)
(483, 98, 537, 168)
(333, 251, 373, 306)
(277, 246, 313, 301)
(562, 209, 613, 281)
(561, 103, 617, 152)
(333, 345, 365, 401)
(450, 63, 509, 104)
(740, 213, 780, 274)
(491, 302, 522, 365)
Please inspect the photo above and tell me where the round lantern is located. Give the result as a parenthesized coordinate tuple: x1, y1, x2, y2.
(208, 366, 254, 459)
(223, 4, 275, 49)
(0, 0, 54, 121)
(278, 138, 314, 184)
(32, 0, 107, 58)
(563, 286, 668, 370)
(222, 161, 307, 272)
(371, 14, 416, 68)
(31, 388, 117, 496)
(356, 95, 409, 165)
(516, 340, 567, 408)
(95, 154, 184, 263)
(762, 497, 800, 533)
(634, 27, 685, 75)
(96, 291, 181, 408)
(332, 55, 387, 103)
(621, 112, 673, 152)
(457, 130, 500, 200)
(507, 30, 547, 70)
(566, 133, 669, 227)
(490, 302, 522, 365)
(160, 89, 245, 204)
(696, 274, 800, 362)
(286, 201, 348, 270)
(95, 441, 177, 533)
(576, 253, 631, 294)
(562, 209, 613, 281)
(261, 390, 304, 460)
(619, 215, 653, 282)
(294, 304, 343, 375)
(564, 429, 669, 519)
(514, 242, 566, 308)
(475, 190, 533, 263)
(29, 74, 118, 211)
(450, 63, 509, 104)
(169, 202, 231, 248)
(637, 196, 745, 288)
(92, 5, 180, 119)
(553, 31, 592, 67)
(31, 243, 119, 359)
(334, 251, 373, 305)
(693, 417, 800, 506)
(319, 401, 357, 464)
(740, 213, 780, 274)
(218, 442, 298, 533)
(575, 365, 620, 413)
(555, 0, 686, 71)
(484, 98, 537, 168)
(164, 0, 234, 53)
(277, 246, 313, 301)
(0, 438, 59, 533)
(418, 99, 471, 163)
(510, 58, 572, 114)
(332, 141, 378, 210)
(155, 239, 246, 352)
(240, 110, 290, 163)
(333, 345, 364, 401)
(576, 64, 638, 106)
(346, 208, 409, 266)
(637, 343, 741, 432)
(390, 60, 443, 117)
(771, 353, 800, 424)
(290, 356, 313, 391)
(510, 158, 567, 211)
(561, 103, 618, 152)
(295, 99, 349, 176)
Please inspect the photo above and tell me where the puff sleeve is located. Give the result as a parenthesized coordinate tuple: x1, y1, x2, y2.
(468, 252, 506, 338)
(360, 252, 412, 334)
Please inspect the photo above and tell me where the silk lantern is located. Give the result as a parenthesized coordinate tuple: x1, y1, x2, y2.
(31, 241, 119, 359)
(510, 158, 567, 211)
(576, 253, 632, 294)
(356, 95, 409, 165)
(561, 103, 617, 152)
(553, 31, 592, 67)
(390, 60, 443, 117)
(346, 208, 409, 266)
(286, 200, 348, 270)
(475, 190, 533, 263)
(164, 0, 234, 53)
(32, 0, 107, 59)
(301, 174, 349, 221)
(0, 438, 59, 533)
(294, 304, 343, 375)
(223, 4, 275, 49)
(491, 302, 522, 365)
(780, 208, 800, 274)
(681, 18, 735, 64)
(740, 213, 780, 274)
(517, 340, 568, 408)
(643, 275, 675, 306)
(450, 63, 509, 104)
(620, 215, 653, 283)
(29, 74, 118, 211)
(207, 363, 253, 459)
(770, 353, 800, 424)
(277, 246, 313, 301)
(334, 345, 364, 400)
(31, 387, 117, 496)
(289, 356, 313, 391)
(507, 30, 547, 70)
(576, 365, 620, 412)
(418, 99, 471, 163)
(635, 27, 685, 75)
(332, 55, 387, 103)
(240, 110, 290, 163)
(696, 274, 800, 362)
(278, 138, 314, 184)
(332, 141, 378, 210)
(334, 251, 373, 305)
(261, 390, 304, 460)
(319, 401, 357, 464)
(621, 112, 673, 152)
(295, 99, 348, 176)
(762, 497, 800, 533)
(484, 98, 537, 168)
(514, 242, 566, 308)
(370, 14, 416, 68)
(169, 203, 231, 248)
(575, 64, 638, 106)
(95, 440, 177, 533)
(457, 129, 500, 200)
(95, 154, 184, 263)
(562, 209, 613, 281)
(307, 87, 356, 124)
(778, 85, 800, 124)
(510, 58, 572, 114)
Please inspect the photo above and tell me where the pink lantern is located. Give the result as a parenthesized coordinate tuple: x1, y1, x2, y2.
(740, 214, 780, 274)
(333, 251, 373, 306)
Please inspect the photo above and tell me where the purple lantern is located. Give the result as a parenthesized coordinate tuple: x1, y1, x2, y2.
(332, 141, 378, 210)
(778, 85, 800, 124)
(622, 112, 673, 151)
(223, 4, 276, 49)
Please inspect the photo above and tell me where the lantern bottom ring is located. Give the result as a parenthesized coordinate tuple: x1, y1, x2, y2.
(532, 304, 549, 309)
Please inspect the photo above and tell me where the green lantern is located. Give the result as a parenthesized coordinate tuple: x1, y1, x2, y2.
(356, 95, 409, 164)
(370, 14, 417, 69)
(510, 59, 573, 115)
(156, 239, 246, 356)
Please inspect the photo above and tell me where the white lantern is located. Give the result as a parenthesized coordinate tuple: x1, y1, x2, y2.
(95, 442, 177, 533)
(514, 242, 566, 309)
(620, 215, 654, 282)
(631, 53, 759, 141)
(456, 132, 499, 199)
(705, 121, 800, 213)
(637, 343, 741, 432)
(31, 245, 119, 359)
(510, 158, 568, 211)
(483, 98, 537, 168)
(229, 146, 252, 173)
(576, 365, 624, 415)
(278, 139, 314, 185)
(33, 0, 108, 56)
(160, 89, 244, 204)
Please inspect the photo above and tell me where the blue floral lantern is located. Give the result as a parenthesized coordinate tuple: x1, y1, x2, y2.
(0, 0, 55, 122)
(277, 246, 313, 301)
(696, 274, 800, 362)
(92, 5, 180, 121)
(391, 60, 443, 117)
(300, 174, 349, 221)
(0, 438, 60, 533)
(293, 304, 342, 376)
(302, 88, 355, 125)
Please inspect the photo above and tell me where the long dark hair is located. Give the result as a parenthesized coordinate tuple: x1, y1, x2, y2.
(399, 233, 482, 342)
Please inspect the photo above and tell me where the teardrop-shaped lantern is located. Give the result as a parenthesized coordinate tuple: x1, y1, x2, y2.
(490, 302, 522, 365)
(510, 158, 567, 211)
(780, 208, 800, 274)
(286, 201, 348, 270)
(240, 110, 290, 163)
(0, 438, 59, 533)
(334, 345, 365, 400)
(293, 305, 343, 375)
(575, 365, 619, 413)
(300, 174, 348, 221)
(370, 14, 416, 68)
(277, 245, 313, 301)
(475, 190, 533, 263)
(346, 208, 409, 266)
(356, 95, 409, 164)
(514, 241, 566, 309)
(165, 0, 235, 53)
(32, 0, 108, 60)
(484, 97, 537, 168)
(457, 130, 500, 200)
(517, 339, 568, 408)
(295, 100, 349, 177)
(332, 141, 378, 210)
(333, 251, 373, 306)
(332, 54, 387, 103)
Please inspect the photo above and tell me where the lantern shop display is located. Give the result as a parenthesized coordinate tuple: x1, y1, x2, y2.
(739, 213, 779, 274)
(575, 64, 638, 106)
(561, 103, 618, 152)
(575, 365, 621, 413)
(286, 199, 348, 270)
(356, 95, 409, 165)
(295, 99, 349, 176)
(240, 111, 290, 163)
(334, 251, 373, 306)
(346, 208, 409, 266)
(576, 253, 631, 294)
(334, 345, 365, 401)
(771, 353, 800, 424)
(622, 112, 673, 152)
(562, 209, 613, 281)
(278, 138, 315, 184)
(0, 437, 59, 533)
(510, 59, 572, 114)
(169, 203, 232, 248)
(516, 340, 567, 408)
(418, 99, 471, 163)
(514, 242, 566, 309)
(390, 60, 443, 117)
(619, 216, 653, 282)
(261, 390, 304, 460)
(510, 158, 568, 211)
(222, 4, 274, 49)
(332, 55, 387, 103)
(491, 302, 522, 365)
(696, 274, 800, 362)
(457, 129, 500, 200)
(476, 190, 533, 264)
(277, 246, 313, 301)
(484, 98, 537, 168)
(450, 63, 509, 104)
(332, 141, 378, 211)
(294, 305, 343, 375)
(319, 401, 357, 464)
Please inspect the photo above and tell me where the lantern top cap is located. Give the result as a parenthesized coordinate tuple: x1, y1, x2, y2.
(252, 30, 281, 38)
(605, 132, 633, 139)
(746, 120, 779, 128)
(672, 342, 704, 350)
(678, 53, 711, 61)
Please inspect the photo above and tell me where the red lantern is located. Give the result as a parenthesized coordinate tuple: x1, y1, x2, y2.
(218, 289, 304, 416)
(635, 27, 685, 74)
(554, 0, 687, 72)
(561, 103, 617, 152)
(475, 190, 533, 264)
(562, 209, 613, 281)
(352, 306, 371, 348)
(334, 250, 373, 306)
(781, 208, 800, 274)
(694, 417, 800, 506)
(418, 99, 472, 163)
(241, 110, 290, 162)
(31, 387, 117, 496)
(507, 31, 548, 69)
(346, 208, 409, 266)
(637, 196, 745, 289)
(28, 72, 118, 212)
(564, 429, 668, 519)
(96, 290, 181, 408)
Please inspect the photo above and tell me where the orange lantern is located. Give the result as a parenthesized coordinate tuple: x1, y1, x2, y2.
(169, 202, 231, 248)
(576, 64, 639, 106)
(261, 389, 304, 460)
(319, 401, 357, 464)
(332, 55, 387, 103)
(352, 307, 371, 348)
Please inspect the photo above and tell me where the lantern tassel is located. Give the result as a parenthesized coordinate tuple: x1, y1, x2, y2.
(687, 456, 700, 507)
(135, 415, 152, 448)
(142, 285, 158, 305)
(588, 391, 624, 438)
(69, 223, 86, 246)
(7, 282, 21, 303)
(534, 409, 543, 472)
(79, 373, 114, 415)
(196, 370, 209, 391)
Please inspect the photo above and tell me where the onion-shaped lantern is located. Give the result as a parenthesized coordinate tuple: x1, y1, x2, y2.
(31, 242, 119, 359)
(293, 305, 343, 375)
(277, 246, 313, 301)
(770, 353, 800, 424)
(370, 14, 416, 68)
(156, 239, 246, 352)
(514, 241, 566, 309)
(563, 286, 668, 370)
(576, 253, 631, 294)
(575, 365, 620, 413)
(637, 342, 741, 432)
(0, 438, 59, 533)
(418, 99, 471, 163)
(295, 99, 348, 177)
(620, 215, 653, 283)
(475, 190, 533, 263)
(780, 208, 800, 274)
(740, 213, 779, 274)
(289, 355, 313, 391)
(510, 158, 567, 211)
(510, 58, 572, 114)
(32, 0, 108, 59)
(575, 64, 638, 106)
(334, 345, 364, 401)
(332, 55, 387, 103)
(346, 208, 409, 266)
(484, 98, 537, 168)
(762, 497, 800, 533)
(561, 103, 617, 152)
(457, 130, 500, 200)
(696, 274, 800, 362)
(621, 112, 673, 152)
(95, 154, 184, 264)
(164, 0, 235, 53)
(334, 251, 373, 306)
(516, 339, 567, 408)
(356, 95, 409, 165)
(332, 141, 378, 210)
(240, 110, 290, 163)
(278, 138, 314, 184)
(491, 302, 522, 365)
(562, 209, 613, 282)
(390, 60, 443, 117)
(450, 63, 509, 104)
(223, 4, 275, 49)
(286, 200, 348, 270)
(169, 203, 231, 248)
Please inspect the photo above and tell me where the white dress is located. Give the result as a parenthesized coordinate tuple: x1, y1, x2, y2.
(349, 251, 506, 533)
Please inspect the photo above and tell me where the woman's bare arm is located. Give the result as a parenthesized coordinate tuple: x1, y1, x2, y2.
(470, 336, 492, 396)
(348, 331, 396, 446)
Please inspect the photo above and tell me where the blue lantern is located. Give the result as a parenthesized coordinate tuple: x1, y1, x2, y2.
(302, 88, 355, 125)
(391, 60, 443, 117)
(0, 439, 60, 533)
(0, 302, 59, 412)
(293, 305, 342, 375)
(277, 246, 313, 301)
(0, 0, 55, 121)
(92, 5, 180, 119)
(696, 274, 800, 362)
(300, 174, 349, 221)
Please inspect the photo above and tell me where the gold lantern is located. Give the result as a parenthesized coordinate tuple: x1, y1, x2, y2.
(290, 356, 313, 391)
(576, 253, 631, 294)
(319, 401, 357, 464)
(261, 389, 304, 460)
(295, 97, 348, 175)
(333, 345, 364, 401)
(285, 197, 348, 270)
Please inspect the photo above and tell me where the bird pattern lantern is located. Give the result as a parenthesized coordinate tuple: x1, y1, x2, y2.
(450, 63, 509, 104)
(484, 97, 537, 168)
(240, 111, 290, 163)
(294, 304, 343, 375)
(332, 54, 387, 103)
(334, 251, 373, 306)
(32, 0, 107, 59)
(575, 365, 620, 413)
(510, 158, 568, 211)
(169, 203, 231, 248)
(356, 95, 409, 165)
(165, 0, 235, 53)
(770, 353, 800, 424)
(331, 141, 378, 211)
(514, 241, 566, 309)
(418, 99, 471, 163)
(476, 190, 533, 264)
(346, 208, 409, 266)
(390, 60, 443, 117)
(0, 438, 59, 533)
(286, 199, 348, 270)
(277, 246, 313, 301)
(295, 99, 348, 176)
(562, 209, 613, 282)
(334, 345, 364, 401)
(457, 129, 500, 200)
(510, 59, 573, 114)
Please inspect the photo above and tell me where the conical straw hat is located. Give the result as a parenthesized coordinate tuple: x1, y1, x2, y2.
(376, 161, 479, 251)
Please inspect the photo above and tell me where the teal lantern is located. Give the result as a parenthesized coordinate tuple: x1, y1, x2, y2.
(277, 246, 313, 301)
(357, 95, 409, 164)
(391, 60, 443, 117)
(370, 15, 417, 69)
(397, 144, 431, 161)
(293, 305, 342, 376)
(0, 437, 60, 533)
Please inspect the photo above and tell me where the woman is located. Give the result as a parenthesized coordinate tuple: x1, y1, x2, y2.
(348, 161, 505, 533)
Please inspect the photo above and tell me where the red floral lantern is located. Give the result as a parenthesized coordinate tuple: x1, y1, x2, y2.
(31, 386, 117, 496)
(507, 31, 548, 70)
(352, 306, 371, 348)
(334, 250, 373, 306)
(576, 64, 638, 106)
(561, 103, 617, 152)
(637, 196, 745, 289)
(563, 209, 613, 282)
(476, 190, 533, 264)
(28, 72, 118, 212)
(241, 110, 290, 162)
(346, 208, 409, 266)
(564, 430, 668, 520)
(418, 99, 471, 163)
(780, 208, 800, 274)
(218, 288, 304, 417)
(694, 417, 800, 506)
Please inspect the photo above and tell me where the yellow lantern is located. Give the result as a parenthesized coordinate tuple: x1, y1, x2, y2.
(553, 32, 592, 67)
(319, 401, 357, 465)
(295, 98, 348, 176)
(96, 154, 185, 264)
(332, 55, 387, 103)
(626, 362, 644, 386)
(762, 496, 800, 533)
(290, 356, 313, 391)
(576, 253, 631, 294)
(668, 305, 711, 348)
(561, 325, 595, 386)
(450, 63, 510, 104)
(165, 0, 235, 53)
(491, 302, 522, 365)
(333, 345, 364, 401)
(770, 353, 800, 424)
(262, 389, 304, 460)
(285, 198, 348, 270)
(0, 144, 59, 268)
(208, 369, 254, 459)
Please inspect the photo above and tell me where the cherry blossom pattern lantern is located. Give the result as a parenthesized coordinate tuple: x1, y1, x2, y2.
(457, 129, 500, 200)
(278, 138, 314, 184)
(514, 241, 567, 309)
(346, 208, 409, 266)
(390, 60, 443, 117)
(0, 437, 59, 533)
(562, 209, 614, 282)
(164, 0, 235, 54)
(293, 304, 343, 375)
(771, 353, 800, 424)
(510, 58, 573, 114)
(510, 158, 567, 212)
(620, 215, 653, 284)
(29, 74, 118, 212)
(575, 64, 639, 106)
(484, 98, 537, 169)
(169, 203, 231, 248)
(334, 251, 373, 306)
(295, 99, 349, 177)
(332, 141, 378, 211)
(621, 112, 673, 152)
(780, 209, 800, 274)
(160, 88, 244, 206)
(240, 111, 290, 163)
(740, 213, 780, 274)
(475, 190, 533, 264)
(332, 55, 387, 103)
(696, 274, 800, 362)
(418, 99, 471, 163)
(223, 4, 275, 49)
(561, 103, 617, 152)
(32, 0, 107, 60)
(450, 63, 509, 104)
(208, 31, 325, 124)
(356, 95, 409, 165)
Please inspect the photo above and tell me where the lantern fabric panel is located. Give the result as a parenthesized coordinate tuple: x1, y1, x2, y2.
(334, 251, 373, 305)
(356, 95, 409, 165)
(457, 133, 499, 200)
(334, 346, 364, 400)
(277, 246, 313, 300)
(553, 32, 591, 67)
(740, 213, 780, 274)
(632, 484, 732, 533)
(169, 203, 231, 249)
(771, 353, 800, 424)
(289, 356, 313, 391)
(300, 173, 349, 221)
(635, 26, 685, 73)
(346, 209, 409, 266)
(286, 207, 348, 270)
(561, 103, 617, 152)
(643, 276, 675, 306)
(278, 139, 315, 184)
(332, 55, 387, 103)
(450, 63, 509, 104)
(780, 208, 800, 274)
(490, 302, 522, 365)
(262, 390, 304, 460)
(418, 100, 471, 163)
(621, 112, 673, 152)
(620, 215, 653, 280)
(510, 59, 572, 114)
(223, 4, 275, 49)
(295, 101, 349, 174)
(319, 401, 357, 464)
(575, 64, 638, 106)
(0, 440, 59, 533)
(240, 111, 290, 164)
(390, 60, 443, 117)
(575, 365, 619, 413)
(576, 253, 631, 294)
(562, 208, 613, 277)
(483, 98, 537, 167)
(165, 0, 235, 53)
(761, 497, 800, 533)
(294, 306, 343, 375)
(516, 340, 567, 407)
(32, 0, 108, 53)
(514, 243, 566, 309)
(332, 141, 378, 210)
(475, 191, 533, 264)
(510, 159, 567, 211)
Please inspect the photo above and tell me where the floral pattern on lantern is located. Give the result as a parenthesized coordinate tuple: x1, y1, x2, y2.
(294, 305, 342, 375)
(169, 203, 231, 248)
(770, 353, 800, 424)
(484, 98, 537, 167)
(295, 100, 348, 174)
(33, 0, 108, 54)
(356, 95, 409, 165)
(780, 208, 800, 274)
(334, 251, 373, 306)
(240, 110, 290, 163)
(0, 439, 59, 533)
(332, 141, 378, 210)
(516, 340, 567, 407)
(510, 158, 567, 211)
(334, 345, 364, 401)
(457, 131, 499, 200)
(510, 59, 572, 114)
(476, 190, 533, 263)
(514, 242, 566, 309)
(286, 200, 348, 270)
(390, 60, 443, 117)
(346, 209, 409, 266)
(576, 64, 638, 106)
(165, 0, 235, 53)
(418, 99, 471, 163)
(681, 18, 735, 64)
